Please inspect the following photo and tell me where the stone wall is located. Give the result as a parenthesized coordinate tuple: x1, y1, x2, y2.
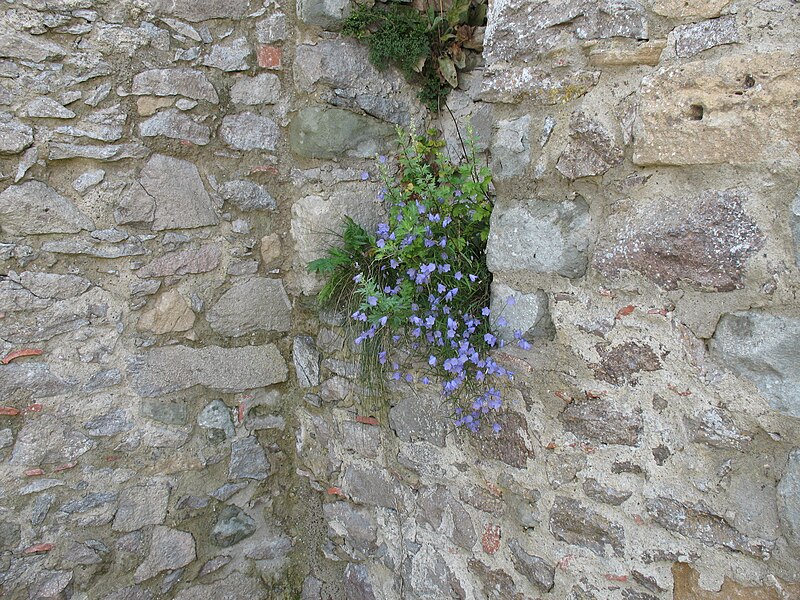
(0, 0, 799, 599)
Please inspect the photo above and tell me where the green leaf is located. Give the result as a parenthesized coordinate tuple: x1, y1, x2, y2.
(438, 56, 458, 88)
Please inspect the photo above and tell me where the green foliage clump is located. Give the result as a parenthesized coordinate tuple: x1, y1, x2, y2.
(310, 128, 521, 433)
(342, 1, 487, 112)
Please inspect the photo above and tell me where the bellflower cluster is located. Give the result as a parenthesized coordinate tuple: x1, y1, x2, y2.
(309, 127, 533, 433)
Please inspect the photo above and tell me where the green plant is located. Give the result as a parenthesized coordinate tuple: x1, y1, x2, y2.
(342, 0, 487, 112)
(309, 127, 528, 433)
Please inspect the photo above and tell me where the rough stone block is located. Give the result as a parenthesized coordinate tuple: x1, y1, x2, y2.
(0, 181, 94, 236)
(710, 311, 800, 417)
(206, 278, 292, 337)
(487, 198, 592, 279)
(289, 107, 393, 159)
(674, 15, 738, 58)
(549, 496, 625, 557)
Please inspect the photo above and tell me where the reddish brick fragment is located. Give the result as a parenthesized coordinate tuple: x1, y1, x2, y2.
(604, 573, 628, 582)
(24, 468, 45, 477)
(24, 543, 54, 554)
(355, 415, 379, 426)
(615, 305, 635, 319)
(257, 45, 282, 69)
(53, 462, 77, 472)
(0, 407, 21, 416)
(1, 348, 43, 364)
(26, 403, 43, 413)
(481, 524, 501, 555)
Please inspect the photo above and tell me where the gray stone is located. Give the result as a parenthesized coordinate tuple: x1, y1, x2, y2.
(146, 0, 251, 22)
(0, 521, 20, 550)
(491, 115, 530, 179)
(0, 26, 66, 62)
(508, 539, 555, 592)
(482, 66, 600, 105)
(220, 112, 280, 151)
(199, 555, 232, 577)
(293, 336, 320, 388)
(560, 400, 642, 446)
(211, 505, 256, 547)
(486, 198, 592, 278)
(0, 181, 93, 236)
(48, 142, 150, 161)
(290, 107, 393, 159)
(115, 182, 155, 225)
(549, 496, 625, 557)
(219, 180, 277, 212)
(173, 573, 268, 600)
(84, 409, 135, 436)
(131, 68, 219, 103)
(209, 482, 248, 502)
(0, 429, 12, 450)
(105, 586, 154, 600)
(73, 169, 106, 193)
(29, 571, 73, 598)
(140, 398, 187, 426)
(556, 113, 623, 180)
(22, 97, 76, 119)
(418, 485, 476, 550)
(0, 117, 33, 154)
(207, 278, 292, 337)
(582, 478, 632, 506)
(343, 563, 376, 600)
(203, 37, 250, 72)
(0, 363, 74, 402)
(113, 481, 170, 532)
(594, 190, 763, 291)
(389, 389, 449, 448)
(10, 415, 94, 466)
(134, 526, 195, 582)
(687, 407, 752, 451)
(198, 399, 235, 439)
(139, 109, 211, 145)
(257, 13, 288, 43)
(778, 448, 800, 548)
(341, 463, 409, 509)
(139, 154, 218, 231)
(792, 192, 800, 266)
(472, 411, 534, 468)
(136, 244, 222, 278)
(229, 436, 271, 481)
(490, 282, 554, 342)
(546, 452, 587, 488)
(230, 74, 282, 105)
(31, 494, 54, 526)
(645, 496, 772, 559)
(293, 40, 422, 125)
(40, 238, 147, 259)
(138, 289, 195, 333)
(298, 0, 351, 29)
(15, 147, 38, 182)
(129, 344, 288, 396)
(710, 312, 800, 417)
(341, 421, 380, 458)
(18, 272, 91, 299)
(468, 560, 519, 600)
(324, 501, 377, 559)
(593, 341, 663, 386)
(675, 15, 738, 58)
(404, 544, 452, 600)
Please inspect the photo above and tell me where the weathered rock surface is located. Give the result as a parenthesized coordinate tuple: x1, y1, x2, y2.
(0, 182, 93, 236)
(389, 390, 449, 447)
(594, 341, 663, 385)
(675, 15, 738, 58)
(220, 112, 280, 151)
(556, 113, 623, 179)
(491, 115, 531, 179)
(10, 415, 94, 466)
(0, 117, 33, 154)
(777, 449, 800, 548)
(136, 244, 221, 278)
(113, 481, 170, 532)
(418, 486, 476, 550)
(219, 180, 277, 211)
(487, 199, 592, 278)
(207, 278, 292, 337)
(294, 40, 422, 125)
(0, 26, 66, 62)
(139, 154, 218, 231)
(594, 190, 763, 291)
(324, 501, 377, 559)
(211, 505, 257, 546)
(293, 336, 320, 388)
(230, 74, 282, 105)
(646, 497, 772, 559)
(710, 312, 800, 417)
(490, 282, 553, 342)
(228, 436, 271, 480)
(138, 289, 195, 334)
(297, 0, 350, 29)
(289, 107, 393, 159)
(173, 573, 267, 600)
(582, 478, 632, 506)
(651, 0, 730, 19)
(471, 411, 534, 468)
(550, 496, 625, 557)
(687, 407, 752, 451)
(508, 539, 555, 592)
(18, 272, 91, 299)
(129, 344, 288, 396)
(633, 53, 800, 166)
(203, 37, 250, 72)
(139, 109, 211, 145)
(560, 400, 642, 446)
(132, 68, 219, 103)
(0, 363, 74, 402)
(134, 526, 195, 582)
